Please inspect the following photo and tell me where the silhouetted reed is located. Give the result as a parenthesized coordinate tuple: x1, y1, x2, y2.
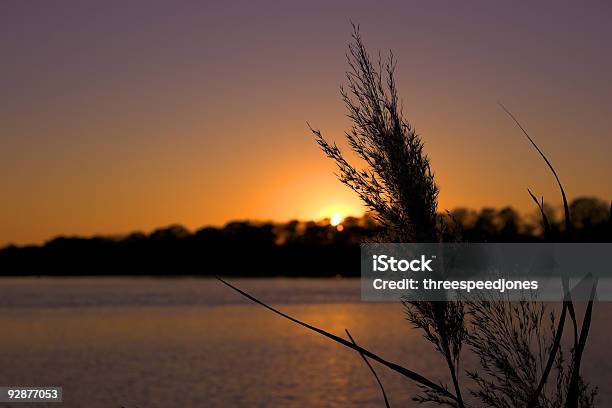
(221, 24, 608, 407)
(312, 27, 471, 406)
(216, 26, 612, 408)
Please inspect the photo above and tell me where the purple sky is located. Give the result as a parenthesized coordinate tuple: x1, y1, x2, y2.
(1, 1, 611, 245)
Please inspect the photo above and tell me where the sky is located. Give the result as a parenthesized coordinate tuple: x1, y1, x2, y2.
(1, 1, 611, 246)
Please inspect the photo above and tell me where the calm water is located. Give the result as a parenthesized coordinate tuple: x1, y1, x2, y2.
(0, 278, 609, 407)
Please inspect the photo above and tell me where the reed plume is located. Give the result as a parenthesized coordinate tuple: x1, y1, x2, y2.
(221, 24, 603, 408)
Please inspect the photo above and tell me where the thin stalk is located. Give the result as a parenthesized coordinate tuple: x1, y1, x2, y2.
(565, 279, 598, 408)
(503, 104, 579, 343)
(346, 329, 391, 408)
(217, 277, 457, 402)
(527, 189, 552, 238)
(499, 103, 572, 234)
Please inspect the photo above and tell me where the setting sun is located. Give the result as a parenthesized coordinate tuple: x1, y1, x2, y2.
(330, 213, 343, 227)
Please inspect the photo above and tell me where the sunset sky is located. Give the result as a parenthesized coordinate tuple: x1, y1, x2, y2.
(1, 1, 611, 246)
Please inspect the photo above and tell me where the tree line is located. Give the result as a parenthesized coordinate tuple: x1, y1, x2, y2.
(0, 197, 609, 276)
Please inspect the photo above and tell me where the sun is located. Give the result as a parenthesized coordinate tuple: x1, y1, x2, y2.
(330, 213, 343, 227)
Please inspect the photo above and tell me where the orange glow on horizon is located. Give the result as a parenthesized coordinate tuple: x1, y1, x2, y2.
(2, 3, 611, 246)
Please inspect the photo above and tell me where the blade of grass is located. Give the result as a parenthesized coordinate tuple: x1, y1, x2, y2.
(503, 104, 581, 367)
(562, 275, 579, 347)
(527, 189, 578, 345)
(216, 277, 457, 401)
(346, 329, 391, 408)
(527, 189, 551, 238)
(565, 278, 598, 408)
(499, 103, 572, 234)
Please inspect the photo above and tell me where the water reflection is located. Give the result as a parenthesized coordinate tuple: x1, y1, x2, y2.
(0, 278, 609, 407)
